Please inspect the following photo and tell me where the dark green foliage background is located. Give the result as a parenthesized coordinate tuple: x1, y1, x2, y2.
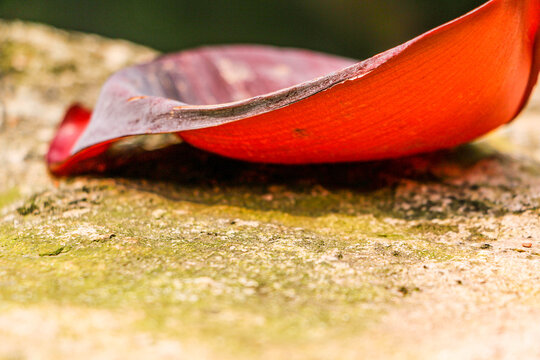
(0, 0, 483, 58)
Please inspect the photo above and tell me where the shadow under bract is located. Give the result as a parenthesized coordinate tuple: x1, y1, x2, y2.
(111, 142, 495, 187)
(106, 141, 514, 220)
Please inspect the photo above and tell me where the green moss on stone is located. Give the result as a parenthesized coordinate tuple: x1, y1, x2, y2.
(0, 181, 477, 357)
(0, 40, 38, 76)
(0, 188, 20, 210)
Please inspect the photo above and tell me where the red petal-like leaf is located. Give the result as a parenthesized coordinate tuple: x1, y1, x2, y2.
(47, 0, 540, 175)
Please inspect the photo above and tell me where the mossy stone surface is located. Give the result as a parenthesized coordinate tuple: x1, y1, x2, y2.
(1, 20, 540, 360)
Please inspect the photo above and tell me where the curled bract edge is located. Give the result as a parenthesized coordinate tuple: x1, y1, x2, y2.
(47, 0, 540, 175)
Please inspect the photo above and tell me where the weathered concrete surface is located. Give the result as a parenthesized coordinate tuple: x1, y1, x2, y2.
(1, 20, 539, 360)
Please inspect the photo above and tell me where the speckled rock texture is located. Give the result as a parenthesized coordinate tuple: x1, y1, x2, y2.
(1, 20, 539, 360)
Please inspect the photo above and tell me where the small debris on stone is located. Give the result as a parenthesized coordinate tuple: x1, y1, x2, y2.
(522, 243, 533, 248)
(152, 209, 167, 219)
(398, 286, 409, 296)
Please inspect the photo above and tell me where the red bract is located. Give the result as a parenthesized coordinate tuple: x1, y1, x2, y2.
(47, 0, 540, 176)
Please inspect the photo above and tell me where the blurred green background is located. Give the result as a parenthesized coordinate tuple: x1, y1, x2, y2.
(0, 0, 483, 58)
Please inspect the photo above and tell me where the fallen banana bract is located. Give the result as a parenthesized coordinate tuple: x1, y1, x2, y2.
(47, 0, 540, 175)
